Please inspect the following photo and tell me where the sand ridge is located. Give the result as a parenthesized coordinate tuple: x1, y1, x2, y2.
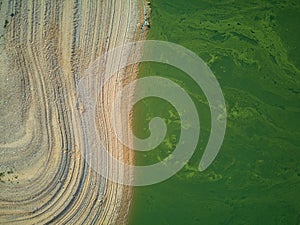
(0, 0, 148, 224)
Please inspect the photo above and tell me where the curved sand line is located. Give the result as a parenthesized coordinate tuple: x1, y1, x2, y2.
(0, 0, 148, 224)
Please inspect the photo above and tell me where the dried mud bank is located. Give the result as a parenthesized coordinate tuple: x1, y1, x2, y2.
(0, 0, 148, 224)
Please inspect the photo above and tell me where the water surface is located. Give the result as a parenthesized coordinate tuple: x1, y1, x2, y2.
(130, 0, 300, 224)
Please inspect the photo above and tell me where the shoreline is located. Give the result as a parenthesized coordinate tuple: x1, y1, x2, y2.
(115, 0, 151, 223)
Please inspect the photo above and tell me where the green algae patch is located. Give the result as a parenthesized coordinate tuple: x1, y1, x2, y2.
(130, 0, 300, 224)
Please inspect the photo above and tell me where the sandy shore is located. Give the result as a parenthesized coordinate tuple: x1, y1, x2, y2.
(0, 0, 148, 224)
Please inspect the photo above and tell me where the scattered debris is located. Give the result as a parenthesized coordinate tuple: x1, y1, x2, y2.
(0, 167, 19, 184)
(141, 2, 151, 30)
(144, 20, 150, 28)
(4, 20, 9, 28)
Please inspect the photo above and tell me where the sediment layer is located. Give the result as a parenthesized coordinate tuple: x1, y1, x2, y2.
(0, 0, 146, 224)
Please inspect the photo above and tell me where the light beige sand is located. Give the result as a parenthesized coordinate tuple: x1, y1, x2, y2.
(0, 0, 148, 224)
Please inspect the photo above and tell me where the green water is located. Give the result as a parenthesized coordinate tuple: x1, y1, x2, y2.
(129, 0, 300, 224)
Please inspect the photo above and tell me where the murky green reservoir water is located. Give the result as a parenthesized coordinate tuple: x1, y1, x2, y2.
(129, 0, 300, 224)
